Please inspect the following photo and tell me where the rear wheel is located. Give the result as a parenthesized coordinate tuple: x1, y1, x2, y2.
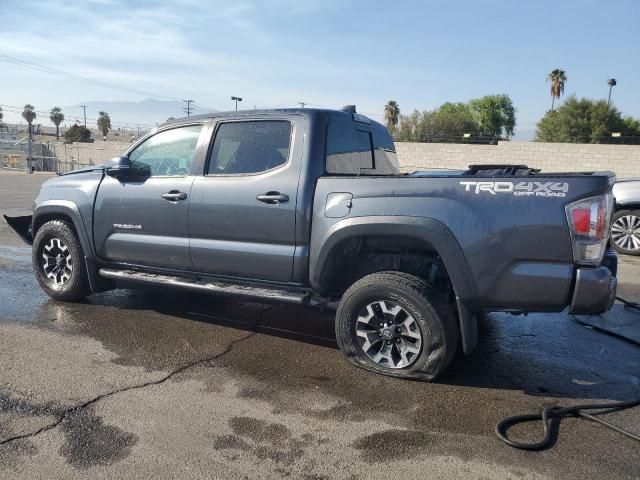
(32, 220, 90, 301)
(611, 210, 640, 256)
(335, 272, 458, 381)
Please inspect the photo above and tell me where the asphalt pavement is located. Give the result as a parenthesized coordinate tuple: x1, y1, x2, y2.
(1, 169, 639, 479)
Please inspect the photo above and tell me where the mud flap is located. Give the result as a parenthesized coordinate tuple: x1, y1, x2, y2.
(456, 296, 478, 354)
(3, 215, 33, 245)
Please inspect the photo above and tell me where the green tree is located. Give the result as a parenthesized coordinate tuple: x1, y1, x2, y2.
(49, 107, 65, 140)
(622, 116, 640, 136)
(384, 100, 401, 130)
(535, 96, 638, 143)
(0, 106, 3, 126)
(424, 102, 479, 142)
(64, 123, 93, 144)
(394, 109, 424, 142)
(468, 94, 516, 138)
(97, 111, 111, 138)
(394, 95, 516, 143)
(547, 69, 567, 111)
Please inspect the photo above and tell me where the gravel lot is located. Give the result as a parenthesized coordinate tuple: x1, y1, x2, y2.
(1, 169, 639, 479)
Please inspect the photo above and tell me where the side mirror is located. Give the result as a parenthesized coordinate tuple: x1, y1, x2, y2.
(105, 156, 131, 177)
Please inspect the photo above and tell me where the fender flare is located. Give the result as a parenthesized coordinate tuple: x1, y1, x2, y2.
(309, 215, 479, 354)
(33, 201, 93, 256)
(32, 200, 103, 292)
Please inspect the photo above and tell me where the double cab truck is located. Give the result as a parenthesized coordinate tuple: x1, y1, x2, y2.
(5, 107, 618, 381)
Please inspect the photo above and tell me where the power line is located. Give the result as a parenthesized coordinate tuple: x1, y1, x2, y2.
(0, 51, 181, 101)
(0, 104, 157, 129)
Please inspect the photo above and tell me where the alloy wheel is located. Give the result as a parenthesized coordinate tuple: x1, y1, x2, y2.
(355, 300, 423, 369)
(42, 237, 73, 286)
(611, 214, 640, 252)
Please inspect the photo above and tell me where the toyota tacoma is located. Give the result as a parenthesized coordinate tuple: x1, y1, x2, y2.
(4, 107, 618, 381)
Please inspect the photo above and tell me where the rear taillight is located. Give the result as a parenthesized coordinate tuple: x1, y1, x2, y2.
(565, 194, 613, 265)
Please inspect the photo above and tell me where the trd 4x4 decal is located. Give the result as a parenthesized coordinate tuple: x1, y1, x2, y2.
(459, 181, 569, 198)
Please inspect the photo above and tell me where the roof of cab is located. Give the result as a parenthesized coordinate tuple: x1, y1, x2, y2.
(160, 108, 372, 128)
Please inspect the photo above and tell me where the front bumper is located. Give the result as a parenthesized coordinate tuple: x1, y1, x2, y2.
(569, 250, 617, 315)
(3, 215, 33, 245)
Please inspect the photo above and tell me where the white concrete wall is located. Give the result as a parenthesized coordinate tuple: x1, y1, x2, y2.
(395, 141, 640, 178)
(54, 139, 640, 179)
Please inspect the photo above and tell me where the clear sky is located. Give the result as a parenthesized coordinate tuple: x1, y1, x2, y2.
(0, 0, 638, 138)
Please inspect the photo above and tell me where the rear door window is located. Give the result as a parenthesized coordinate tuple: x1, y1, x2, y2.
(207, 121, 292, 175)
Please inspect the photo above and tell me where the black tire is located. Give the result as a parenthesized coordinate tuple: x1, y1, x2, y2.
(32, 220, 90, 301)
(335, 271, 458, 381)
(610, 210, 640, 256)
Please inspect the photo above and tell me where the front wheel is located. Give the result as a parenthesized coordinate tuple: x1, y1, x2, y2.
(335, 272, 458, 381)
(32, 220, 90, 301)
(610, 210, 640, 256)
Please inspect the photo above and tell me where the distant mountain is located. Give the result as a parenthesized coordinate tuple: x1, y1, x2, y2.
(63, 98, 217, 128)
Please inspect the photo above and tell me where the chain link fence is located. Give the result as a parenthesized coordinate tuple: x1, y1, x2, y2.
(0, 142, 58, 172)
(0, 140, 127, 173)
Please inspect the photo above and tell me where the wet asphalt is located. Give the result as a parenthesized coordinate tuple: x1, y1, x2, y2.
(0, 170, 639, 479)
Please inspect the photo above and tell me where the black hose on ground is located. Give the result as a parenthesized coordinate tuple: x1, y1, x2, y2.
(497, 295, 640, 450)
(616, 295, 640, 312)
(496, 399, 640, 450)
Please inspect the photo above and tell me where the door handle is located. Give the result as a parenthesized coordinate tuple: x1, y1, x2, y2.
(256, 192, 289, 205)
(161, 190, 188, 201)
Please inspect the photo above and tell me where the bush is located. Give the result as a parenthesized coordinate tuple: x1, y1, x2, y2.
(535, 96, 640, 143)
(64, 124, 93, 144)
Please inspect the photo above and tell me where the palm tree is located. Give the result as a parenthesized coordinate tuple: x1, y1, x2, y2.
(97, 111, 111, 138)
(22, 104, 36, 128)
(547, 69, 567, 111)
(384, 101, 401, 128)
(22, 105, 37, 173)
(49, 107, 65, 140)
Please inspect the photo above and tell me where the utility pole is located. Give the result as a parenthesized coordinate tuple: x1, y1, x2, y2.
(137, 124, 140, 138)
(26, 123, 33, 174)
(231, 96, 242, 111)
(79, 105, 87, 128)
(183, 99, 194, 117)
(298, 102, 306, 108)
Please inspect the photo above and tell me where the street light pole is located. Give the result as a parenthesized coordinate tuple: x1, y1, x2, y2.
(607, 78, 617, 106)
(231, 96, 243, 111)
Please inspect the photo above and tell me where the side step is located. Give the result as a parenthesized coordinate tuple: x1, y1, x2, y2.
(98, 268, 335, 307)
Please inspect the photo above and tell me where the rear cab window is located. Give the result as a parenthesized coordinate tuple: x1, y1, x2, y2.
(325, 113, 398, 176)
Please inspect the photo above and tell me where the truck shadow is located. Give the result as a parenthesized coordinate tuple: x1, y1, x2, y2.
(38, 288, 640, 402)
(145, 290, 640, 401)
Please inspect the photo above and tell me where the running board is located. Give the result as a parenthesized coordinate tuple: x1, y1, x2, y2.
(98, 268, 335, 307)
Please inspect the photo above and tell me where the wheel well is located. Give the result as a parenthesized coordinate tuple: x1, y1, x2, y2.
(32, 213, 76, 237)
(319, 234, 454, 298)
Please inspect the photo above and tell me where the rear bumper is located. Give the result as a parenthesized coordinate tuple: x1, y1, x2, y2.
(569, 251, 617, 315)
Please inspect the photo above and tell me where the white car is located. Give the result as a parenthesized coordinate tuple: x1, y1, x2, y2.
(612, 179, 640, 255)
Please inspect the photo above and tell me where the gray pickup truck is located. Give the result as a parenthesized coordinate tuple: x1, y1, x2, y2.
(4, 107, 618, 381)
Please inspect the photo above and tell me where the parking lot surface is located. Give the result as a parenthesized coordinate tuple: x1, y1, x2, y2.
(1, 170, 639, 479)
